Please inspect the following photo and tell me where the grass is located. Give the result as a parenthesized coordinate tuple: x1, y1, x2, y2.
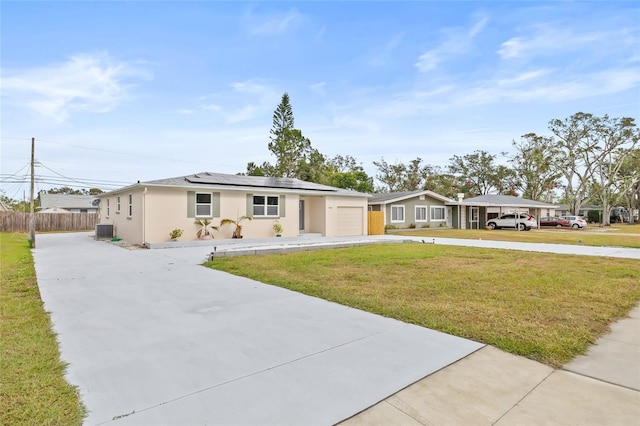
(0, 233, 84, 425)
(394, 223, 640, 248)
(206, 243, 640, 367)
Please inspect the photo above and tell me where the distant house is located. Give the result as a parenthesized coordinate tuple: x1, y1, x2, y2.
(96, 172, 370, 245)
(368, 190, 455, 228)
(555, 204, 602, 218)
(39, 193, 99, 213)
(447, 194, 557, 229)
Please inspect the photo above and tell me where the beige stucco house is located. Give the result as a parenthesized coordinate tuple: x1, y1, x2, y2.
(368, 190, 455, 229)
(97, 172, 370, 245)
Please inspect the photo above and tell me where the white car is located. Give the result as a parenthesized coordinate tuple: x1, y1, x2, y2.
(560, 215, 588, 229)
(487, 213, 537, 231)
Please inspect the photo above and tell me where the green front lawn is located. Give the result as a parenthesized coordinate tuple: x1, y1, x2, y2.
(207, 243, 640, 367)
(395, 224, 640, 248)
(0, 233, 84, 425)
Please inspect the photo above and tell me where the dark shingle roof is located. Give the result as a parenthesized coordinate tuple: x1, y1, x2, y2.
(368, 190, 454, 204)
(39, 193, 98, 209)
(456, 194, 556, 208)
(105, 172, 370, 197)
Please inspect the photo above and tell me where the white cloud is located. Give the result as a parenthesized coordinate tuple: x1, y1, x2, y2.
(369, 33, 404, 67)
(497, 25, 618, 59)
(415, 16, 488, 72)
(1, 52, 151, 123)
(309, 82, 327, 96)
(469, 16, 489, 38)
(414, 51, 441, 72)
(246, 9, 302, 36)
(199, 80, 280, 124)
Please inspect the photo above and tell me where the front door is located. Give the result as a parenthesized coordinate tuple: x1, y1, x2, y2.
(299, 200, 305, 232)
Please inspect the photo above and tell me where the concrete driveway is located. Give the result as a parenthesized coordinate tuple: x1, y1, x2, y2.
(33, 233, 483, 425)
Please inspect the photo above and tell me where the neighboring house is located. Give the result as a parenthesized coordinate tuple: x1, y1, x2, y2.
(96, 172, 370, 245)
(39, 193, 99, 213)
(555, 204, 602, 218)
(447, 194, 557, 229)
(368, 190, 455, 228)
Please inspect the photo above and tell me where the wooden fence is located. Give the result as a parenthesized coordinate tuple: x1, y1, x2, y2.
(368, 211, 385, 235)
(0, 212, 98, 233)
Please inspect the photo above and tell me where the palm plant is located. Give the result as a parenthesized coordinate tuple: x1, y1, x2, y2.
(220, 213, 253, 239)
(195, 219, 218, 239)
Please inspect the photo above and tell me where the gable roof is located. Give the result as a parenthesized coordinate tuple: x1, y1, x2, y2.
(368, 190, 454, 205)
(39, 193, 99, 209)
(100, 172, 370, 197)
(449, 194, 556, 208)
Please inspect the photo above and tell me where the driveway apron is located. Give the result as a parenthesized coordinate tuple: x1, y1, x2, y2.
(32, 233, 483, 425)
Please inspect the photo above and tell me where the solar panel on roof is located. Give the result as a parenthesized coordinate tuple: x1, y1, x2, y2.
(184, 172, 337, 192)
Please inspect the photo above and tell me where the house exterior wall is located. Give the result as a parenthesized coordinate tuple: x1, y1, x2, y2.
(304, 196, 326, 234)
(382, 196, 447, 228)
(141, 188, 300, 243)
(99, 189, 145, 244)
(99, 186, 368, 244)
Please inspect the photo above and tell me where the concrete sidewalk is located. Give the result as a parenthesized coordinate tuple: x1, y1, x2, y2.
(342, 330, 640, 425)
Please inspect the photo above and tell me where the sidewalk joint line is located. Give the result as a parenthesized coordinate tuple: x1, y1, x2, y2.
(491, 368, 556, 425)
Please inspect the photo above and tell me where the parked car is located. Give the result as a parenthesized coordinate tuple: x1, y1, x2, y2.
(560, 215, 588, 229)
(487, 213, 537, 231)
(539, 217, 571, 228)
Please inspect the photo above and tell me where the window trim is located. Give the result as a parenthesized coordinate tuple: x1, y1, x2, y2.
(116, 196, 121, 214)
(195, 192, 213, 218)
(430, 206, 446, 221)
(252, 194, 280, 218)
(415, 205, 428, 222)
(127, 194, 133, 217)
(390, 205, 405, 223)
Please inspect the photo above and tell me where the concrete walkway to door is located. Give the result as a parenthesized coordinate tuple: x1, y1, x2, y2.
(33, 232, 483, 425)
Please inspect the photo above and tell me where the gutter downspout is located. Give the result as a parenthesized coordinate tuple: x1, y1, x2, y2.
(143, 187, 147, 245)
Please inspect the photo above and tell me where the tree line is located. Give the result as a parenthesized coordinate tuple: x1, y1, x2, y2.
(244, 93, 639, 226)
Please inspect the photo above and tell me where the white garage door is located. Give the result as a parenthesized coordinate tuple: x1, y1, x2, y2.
(337, 207, 364, 236)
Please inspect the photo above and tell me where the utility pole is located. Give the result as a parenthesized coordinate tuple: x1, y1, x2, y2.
(30, 137, 36, 248)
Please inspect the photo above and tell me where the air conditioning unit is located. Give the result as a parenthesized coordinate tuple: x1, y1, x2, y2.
(95, 224, 114, 239)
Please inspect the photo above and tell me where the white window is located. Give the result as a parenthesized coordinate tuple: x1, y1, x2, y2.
(415, 206, 427, 222)
(106, 199, 110, 217)
(391, 205, 405, 222)
(195, 193, 212, 217)
(431, 206, 446, 221)
(116, 196, 121, 214)
(128, 194, 133, 217)
(253, 195, 279, 217)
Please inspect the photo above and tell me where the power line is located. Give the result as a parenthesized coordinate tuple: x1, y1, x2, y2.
(35, 137, 218, 166)
(36, 161, 130, 187)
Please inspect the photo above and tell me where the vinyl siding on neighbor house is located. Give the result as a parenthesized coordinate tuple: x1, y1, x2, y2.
(384, 196, 448, 227)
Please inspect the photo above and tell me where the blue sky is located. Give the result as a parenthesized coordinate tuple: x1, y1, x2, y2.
(1, 1, 639, 197)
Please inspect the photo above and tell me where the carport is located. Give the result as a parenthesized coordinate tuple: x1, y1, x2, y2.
(447, 194, 557, 230)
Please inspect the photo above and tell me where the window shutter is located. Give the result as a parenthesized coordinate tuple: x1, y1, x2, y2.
(187, 191, 195, 218)
(212, 192, 220, 217)
(246, 194, 253, 217)
(279, 195, 286, 217)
